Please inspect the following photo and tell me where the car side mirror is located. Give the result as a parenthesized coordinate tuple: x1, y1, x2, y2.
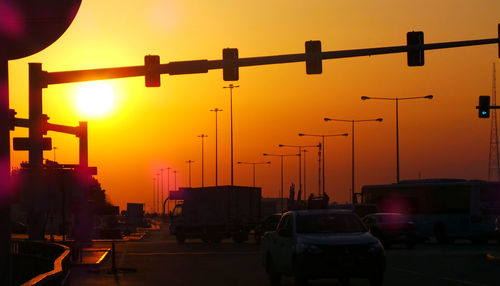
(278, 228, 292, 237)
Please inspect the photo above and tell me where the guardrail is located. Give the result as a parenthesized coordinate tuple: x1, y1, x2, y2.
(11, 240, 71, 286)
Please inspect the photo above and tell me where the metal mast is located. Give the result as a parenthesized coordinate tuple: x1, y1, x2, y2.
(489, 63, 500, 181)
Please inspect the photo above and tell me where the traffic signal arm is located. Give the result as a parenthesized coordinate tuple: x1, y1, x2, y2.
(42, 35, 499, 86)
(45, 122, 79, 136)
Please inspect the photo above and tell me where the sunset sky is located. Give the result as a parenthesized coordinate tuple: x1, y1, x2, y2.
(7, 0, 500, 210)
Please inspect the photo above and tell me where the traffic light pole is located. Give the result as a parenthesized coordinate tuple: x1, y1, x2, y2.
(42, 35, 499, 86)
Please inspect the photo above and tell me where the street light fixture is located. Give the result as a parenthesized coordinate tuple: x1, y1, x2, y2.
(278, 143, 321, 200)
(263, 153, 300, 213)
(298, 132, 348, 197)
(223, 84, 239, 186)
(361, 95, 433, 183)
(324, 117, 383, 204)
(237, 161, 271, 187)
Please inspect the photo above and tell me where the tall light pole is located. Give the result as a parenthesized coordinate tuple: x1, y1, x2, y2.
(324, 117, 383, 204)
(299, 133, 348, 197)
(160, 168, 164, 212)
(278, 144, 320, 200)
(166, 167, 171, 202)
(263, 153, 300, 213)
(53, 146, 58, 162)
(173, 170, 179, 191)
(361, 95, 433, 183)
(210, 108, 223, 186)
(302, 149, 309, 198)
(156, 173, 160, 213)
(198, 134, 208, 187)
(237, 161, 271, 187)
(185, 160, 195, 188)
(223, 84, 239, 186)
(152, 177, 156, 213)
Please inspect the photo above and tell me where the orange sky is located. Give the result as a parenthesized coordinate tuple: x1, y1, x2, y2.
(7, 0, 500, 210)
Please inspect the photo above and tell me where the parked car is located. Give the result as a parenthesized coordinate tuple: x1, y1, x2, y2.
(262, 209, 385, 286)
(254, 213, 282, 244)
(362, 213, 419, 249)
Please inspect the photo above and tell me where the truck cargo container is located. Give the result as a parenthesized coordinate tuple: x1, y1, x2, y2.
(169, 186, 261, 243)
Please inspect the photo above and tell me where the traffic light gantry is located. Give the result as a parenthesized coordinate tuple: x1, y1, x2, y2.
(37, 25, 499, 88)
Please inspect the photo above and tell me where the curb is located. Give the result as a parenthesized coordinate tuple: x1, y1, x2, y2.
(71, 249, 110, 267)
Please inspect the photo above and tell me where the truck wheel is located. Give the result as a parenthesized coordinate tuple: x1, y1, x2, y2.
(176, 233, 185, 244)
(266, 255, 281, 286)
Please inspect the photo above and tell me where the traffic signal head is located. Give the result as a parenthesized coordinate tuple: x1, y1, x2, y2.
(407, 31, 424, 66)
(478, 95, 491, 118)
(305, 40, 322, 74)
(145, 55, 161, 87)
(223, 48, 239, 81)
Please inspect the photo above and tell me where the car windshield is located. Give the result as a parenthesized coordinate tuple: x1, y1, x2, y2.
(296, 213, 367, 234)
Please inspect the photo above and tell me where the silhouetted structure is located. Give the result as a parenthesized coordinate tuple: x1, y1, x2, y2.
(489, 63, 500, 181)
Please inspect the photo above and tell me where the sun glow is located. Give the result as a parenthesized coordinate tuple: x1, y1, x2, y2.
(76, 82, 115, 117)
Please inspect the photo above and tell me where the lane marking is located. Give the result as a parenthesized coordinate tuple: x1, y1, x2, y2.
(126, 251, 260, 256)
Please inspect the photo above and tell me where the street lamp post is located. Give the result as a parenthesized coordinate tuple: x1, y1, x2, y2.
(223, 84, 239, 186)
(152, 177, 156, 214)
(278, 144, 320, 200)
(160, 168, 164, 213)
(173, 170, 179, 191)
(53, 146, 58, 162)
(263, 153, 300, 213)
(324, 117, 383, 204)
(237, 161, 271, 187)
(185, 160, 195, 188)
(299, 132, 348, 197)
(361, 95, 433, 183)
(156, 173, 160, 213)
(210, 108, 223, 186)
(198, 134, 208, 187)
(302, 149, 308, 198)
(166, 167, 171, 203)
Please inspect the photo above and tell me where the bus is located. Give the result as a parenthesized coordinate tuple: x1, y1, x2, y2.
(361, 179, 500, 243)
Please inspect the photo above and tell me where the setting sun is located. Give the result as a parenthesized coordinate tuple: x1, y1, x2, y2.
(76, 81, 115, 117)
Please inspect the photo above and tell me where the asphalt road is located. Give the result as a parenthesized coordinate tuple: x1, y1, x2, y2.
(69, 226, 500, 286)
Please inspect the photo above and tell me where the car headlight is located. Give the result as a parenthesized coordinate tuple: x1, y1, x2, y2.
(296, 242, 322, 254)
(368, 241, 384, 255)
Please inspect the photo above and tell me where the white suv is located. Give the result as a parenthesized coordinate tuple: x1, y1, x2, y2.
(262, 209, 385, 286)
